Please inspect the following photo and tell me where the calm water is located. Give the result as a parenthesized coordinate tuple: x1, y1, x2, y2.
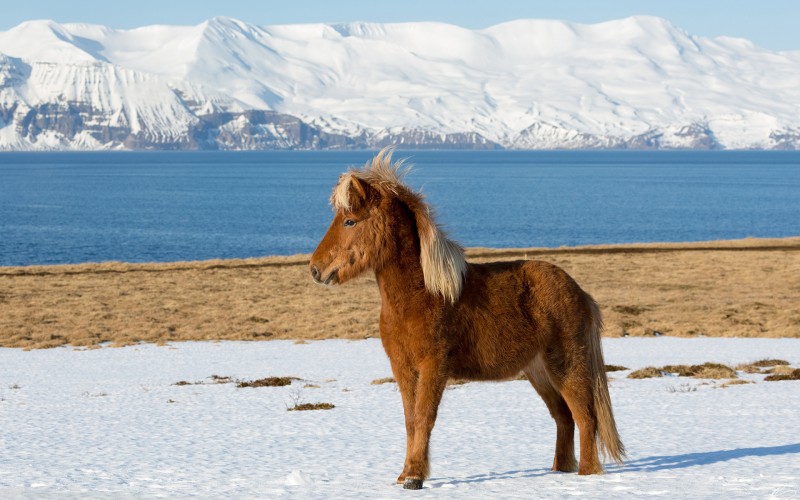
(1, 150, 799, 266)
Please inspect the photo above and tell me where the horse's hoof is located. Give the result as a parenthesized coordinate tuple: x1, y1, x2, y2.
(403, 478, 423, 490)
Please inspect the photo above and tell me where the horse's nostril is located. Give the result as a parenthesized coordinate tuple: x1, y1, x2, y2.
(310, 265, 321, 281)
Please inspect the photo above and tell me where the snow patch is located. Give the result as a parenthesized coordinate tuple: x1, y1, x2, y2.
(284, 470, 314, 486)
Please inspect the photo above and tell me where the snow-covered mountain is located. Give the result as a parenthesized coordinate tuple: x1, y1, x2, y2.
(1, 16, 799, 150)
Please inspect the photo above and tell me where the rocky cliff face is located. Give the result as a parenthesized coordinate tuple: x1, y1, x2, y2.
(0, 103, 504, 150)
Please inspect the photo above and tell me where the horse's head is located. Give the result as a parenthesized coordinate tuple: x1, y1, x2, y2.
(310, 149, 467, 303)
(309, 167, 385, 286)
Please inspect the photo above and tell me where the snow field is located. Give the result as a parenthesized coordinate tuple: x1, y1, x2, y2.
(1, 338, 798, 498)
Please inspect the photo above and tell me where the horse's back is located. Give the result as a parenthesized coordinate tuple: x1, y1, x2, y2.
(467, 258, 589, 313)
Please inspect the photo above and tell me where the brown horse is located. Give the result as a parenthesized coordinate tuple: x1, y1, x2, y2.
(309, 149, 625, 490)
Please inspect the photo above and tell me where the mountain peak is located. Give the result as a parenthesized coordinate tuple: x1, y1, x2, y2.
(203, 16, 252, 32)
(0, 19, 102, 63)
(1, 17, 799, 150)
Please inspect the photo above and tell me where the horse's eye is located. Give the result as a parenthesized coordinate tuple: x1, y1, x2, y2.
(344, 219, 357, 228)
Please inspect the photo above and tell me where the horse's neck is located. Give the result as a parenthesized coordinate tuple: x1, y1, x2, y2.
(374, 222, 429, 313)
(374, 199, 439, 322)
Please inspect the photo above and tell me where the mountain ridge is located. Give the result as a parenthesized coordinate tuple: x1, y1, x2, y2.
(1, 16, 799, 150)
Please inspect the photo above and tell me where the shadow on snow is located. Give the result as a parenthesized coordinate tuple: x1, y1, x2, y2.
(428, 443, 800, 486)
(611, 443, 800, 473)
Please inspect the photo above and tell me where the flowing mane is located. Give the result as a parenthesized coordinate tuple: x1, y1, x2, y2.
(331, 149, 467, 304)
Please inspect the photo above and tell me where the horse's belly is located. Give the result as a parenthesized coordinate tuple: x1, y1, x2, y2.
(448, 324, 541, 381)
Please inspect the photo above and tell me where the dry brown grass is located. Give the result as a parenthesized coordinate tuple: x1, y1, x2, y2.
(288, 402, 335, 411)
(719, 379, 754, 388)
(737, 359, 790, 373)
(237, 376, 297, 388)
(749, 359, 790, 367)
(371, 377, 396, 385)
(766, 365, 797, 376)
(764, 367, 800, 381)
(174, 375, 233, 386)
(628, 363, 738, 379)
(628, 367, 665, 379)
(2, 237, 799, 349)
(686, 363, 738, 379)
(605, 365, 629, 372)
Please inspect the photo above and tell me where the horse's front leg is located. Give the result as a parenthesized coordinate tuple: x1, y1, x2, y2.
(392, 363, 418, 484)
(403, 356, 447, 490)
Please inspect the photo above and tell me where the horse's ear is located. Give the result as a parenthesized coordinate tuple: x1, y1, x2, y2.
(349, 176, 367, 203)
(333, 174, 373, 212)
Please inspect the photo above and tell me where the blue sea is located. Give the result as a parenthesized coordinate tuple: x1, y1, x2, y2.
(1, 150, 799, 266)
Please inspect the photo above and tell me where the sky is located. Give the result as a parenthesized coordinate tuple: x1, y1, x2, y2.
(1, 0, 799, 52)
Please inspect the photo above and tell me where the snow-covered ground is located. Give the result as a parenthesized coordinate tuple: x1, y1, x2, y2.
(1, 338, 798, 498)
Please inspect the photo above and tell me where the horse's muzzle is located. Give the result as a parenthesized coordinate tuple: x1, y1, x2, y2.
(310, 264, 338, 285)
(310, 264, 321, 282)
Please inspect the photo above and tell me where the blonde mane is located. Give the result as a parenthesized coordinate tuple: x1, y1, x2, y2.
(332, 148, 467, 303)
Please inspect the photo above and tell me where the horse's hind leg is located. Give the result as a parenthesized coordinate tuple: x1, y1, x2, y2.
(523, 356, 577, 472)
(551, 361, 603, 475)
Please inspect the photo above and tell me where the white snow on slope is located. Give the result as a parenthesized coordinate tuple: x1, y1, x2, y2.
(1, 338, 799, 498)
(1, 16, 800, 149)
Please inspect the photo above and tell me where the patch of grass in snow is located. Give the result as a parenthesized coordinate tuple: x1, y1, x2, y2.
(764, 368, 800, 381)
(286, 389, 334, 411)
(689, 363, 738, 379)
(750, 358, 789, 367)
(628, 363, 737, 380)
(173, 375, 299, 387)
(765, 365, 797, 376)
(605, 364, 629, 372)
(173, 375, 235, 386)
(628, 366, 665, 379)
(371, 377, 395, 385)
(718, 379, 754, 388)
(288, 402, 335, 411)
(737, 359, 790, 373)
(238, 376, 298, 388)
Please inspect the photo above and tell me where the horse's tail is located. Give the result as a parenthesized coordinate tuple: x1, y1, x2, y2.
(585, 294, 626, 465)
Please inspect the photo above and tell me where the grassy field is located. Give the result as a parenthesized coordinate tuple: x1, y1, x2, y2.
(1, 237, 799, 349)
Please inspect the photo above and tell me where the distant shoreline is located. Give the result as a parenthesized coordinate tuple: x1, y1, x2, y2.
(2, 236, 799, 275)
(6, 232, 800, 269)
(2, 237, 799, 349)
